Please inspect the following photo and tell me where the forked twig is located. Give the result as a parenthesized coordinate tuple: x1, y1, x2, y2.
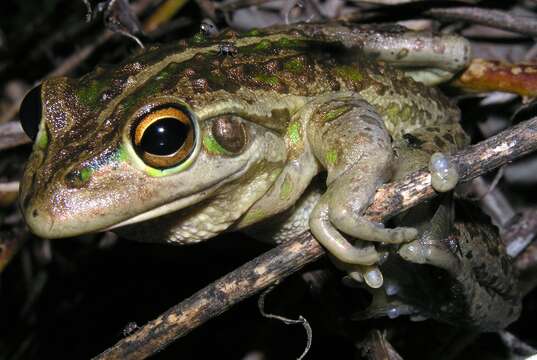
(94, 117, 537, 359)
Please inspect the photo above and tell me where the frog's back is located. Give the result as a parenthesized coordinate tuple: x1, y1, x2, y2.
(159, 29, 462, 139)
(82, 27, 464, 146)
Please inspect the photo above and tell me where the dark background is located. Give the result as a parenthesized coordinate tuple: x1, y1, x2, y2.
(1, 1, 537, 359)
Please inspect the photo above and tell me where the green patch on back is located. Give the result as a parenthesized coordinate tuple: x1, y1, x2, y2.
(254, 74, 279, 87)
(255, 39, 272, 51)
(190, 32, 206, 45)
(275, 37, 307, 49)
(335, 65, 363, 82)
(203, 133, 231, 155)
(283, 58, 304, 73)
(121, 79, 164, 109)
(245, 28, 263, 37)
(155, 68, 173, 81)
(323, 106, 351, 122)
(286, 121, 301, 144)
(77, 78, 112, 107)
(325, 149, 338, 166)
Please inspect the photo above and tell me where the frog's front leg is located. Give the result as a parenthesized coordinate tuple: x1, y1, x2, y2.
(307, 95, 417, 288)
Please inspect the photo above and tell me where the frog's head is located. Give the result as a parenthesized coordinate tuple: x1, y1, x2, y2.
(18, 49, 293, 241)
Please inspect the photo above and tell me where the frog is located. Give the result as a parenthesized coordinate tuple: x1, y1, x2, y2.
(17, 22, 521, 330)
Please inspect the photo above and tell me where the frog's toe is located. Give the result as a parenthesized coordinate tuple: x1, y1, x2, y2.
(429, 152, 459, 192)
(310, 201, 380, 266)
(343, 264, 384, 288)
(363, 266, 384, 288)
(398, 239, 460, 273)
(330, 210, 418, 244)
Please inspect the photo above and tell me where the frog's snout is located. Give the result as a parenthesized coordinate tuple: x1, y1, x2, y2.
(20, 200, 63, 239)
(19, 168, 111, 239)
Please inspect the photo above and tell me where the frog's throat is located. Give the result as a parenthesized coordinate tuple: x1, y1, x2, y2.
(104, 161, 252, 232)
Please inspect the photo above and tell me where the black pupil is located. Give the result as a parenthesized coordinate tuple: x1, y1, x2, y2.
(19, 85, 42, 141)
(140, 117, 189, 155)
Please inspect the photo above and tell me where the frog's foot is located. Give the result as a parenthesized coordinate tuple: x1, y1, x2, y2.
(398, 200, 461, 274)
(310, 182, 418, 288)
(429, 152, 459, 193)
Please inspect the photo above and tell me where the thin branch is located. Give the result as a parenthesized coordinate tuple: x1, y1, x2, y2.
(452, 59, 537, 97)
(0, 122, 30, 150)
(504, 209, 537, 258)
(93, 116, 537, 359)
(426, 7, 537, 37)
(0, 181, 20, 193)
(143, 0, 190, 33)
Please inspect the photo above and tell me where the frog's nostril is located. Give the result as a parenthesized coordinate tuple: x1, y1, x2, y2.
(32, 209, 38, 218)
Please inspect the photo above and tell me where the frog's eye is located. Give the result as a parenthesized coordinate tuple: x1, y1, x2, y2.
(132, 106, 195, 169)
(211, 115, 247, 154)
(19, 84, 43, 141)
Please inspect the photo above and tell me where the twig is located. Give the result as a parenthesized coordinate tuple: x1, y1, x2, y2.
(143, 0, 189, 33)
(258, 286, 312, 360)
(93, 117, 537, 359)
(0, 121, 30, 150)
(94, 233, 323, 360)
(0, 181, 20, 193)
(511, 209, 537, 270)
(452, 59, 537, 97)
(499, 330, 537, 357)
(427, 7, 537, 37)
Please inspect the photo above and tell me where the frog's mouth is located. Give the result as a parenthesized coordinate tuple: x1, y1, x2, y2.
(103, 159, 253, 232)
(104, 187, 211, 231)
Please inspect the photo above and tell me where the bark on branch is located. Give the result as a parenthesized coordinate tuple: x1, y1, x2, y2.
(93, 117, 537, 360)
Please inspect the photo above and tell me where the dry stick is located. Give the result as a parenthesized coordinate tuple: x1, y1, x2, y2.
(427, 7, 537, 37)
(93, 117, 537, 360)
(0, 122, 30, 150)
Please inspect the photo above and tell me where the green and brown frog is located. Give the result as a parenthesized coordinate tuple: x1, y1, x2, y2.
(17, 22, 521, 330)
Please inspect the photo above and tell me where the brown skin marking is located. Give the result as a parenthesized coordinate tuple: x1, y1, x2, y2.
(192, 78, 210, 93)
(443, 133, 454, 143)
(264, 60, 282, 73)
(433, 136, 445, 149)
(184, 68, 196, 77)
